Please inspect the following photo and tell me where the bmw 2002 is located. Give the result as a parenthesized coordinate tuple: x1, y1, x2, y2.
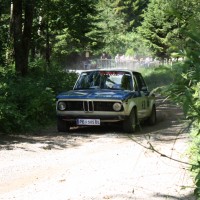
(56, 69, 156, 133)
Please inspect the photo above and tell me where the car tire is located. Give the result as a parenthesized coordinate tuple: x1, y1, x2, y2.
(147, 104, 156, 125)
(57, 118, 70, 132)
(123, 108, 137, 133)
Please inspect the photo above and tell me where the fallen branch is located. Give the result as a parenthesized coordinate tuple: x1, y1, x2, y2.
(127, 135, 198, 167)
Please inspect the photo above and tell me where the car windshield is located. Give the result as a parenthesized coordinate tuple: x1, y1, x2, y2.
(74, 71, 133, 90)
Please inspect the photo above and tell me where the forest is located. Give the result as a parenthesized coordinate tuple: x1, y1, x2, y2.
(0, 0, 199, 73)
(0, 0, 200, 197)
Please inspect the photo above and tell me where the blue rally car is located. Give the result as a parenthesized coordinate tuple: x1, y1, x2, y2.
(56, 69, 156, 133)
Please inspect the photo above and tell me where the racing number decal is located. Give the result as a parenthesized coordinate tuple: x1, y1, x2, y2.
(142, 100, 146, 109)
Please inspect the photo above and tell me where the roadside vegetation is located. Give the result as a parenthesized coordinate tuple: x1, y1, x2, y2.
(0, 66, 78, 133)
(0, 0, 199, 197)
(140, 65, 173, 91)
(142, 47, 200, 197)
(164, 32, 200, 197)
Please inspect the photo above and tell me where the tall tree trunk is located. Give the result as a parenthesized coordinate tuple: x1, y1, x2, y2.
(46, 18, 50, 70)
(6, 1, 14, 64)
(12, 0, 35, 76)
(45, 0, 50, 70)
(23, 0, 35, 74)
(12, 0, 23, 74)
(9, 2, 14, 36)
(0, 4, 1, 19)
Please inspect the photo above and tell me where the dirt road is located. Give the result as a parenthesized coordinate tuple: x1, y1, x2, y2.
(0, 97, 196, 200)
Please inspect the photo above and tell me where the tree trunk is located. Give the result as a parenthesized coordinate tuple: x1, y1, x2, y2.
(45, 0, 50, 70)
(12, 0, 35, 76)
(9, 2, 14, 36)
(12, 0, 23, 74)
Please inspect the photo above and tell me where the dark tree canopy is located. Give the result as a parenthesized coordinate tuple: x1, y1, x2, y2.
(113, 0, 149, 31)
(0, 0, 200, 71)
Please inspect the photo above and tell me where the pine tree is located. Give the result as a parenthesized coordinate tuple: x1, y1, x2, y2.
(138, 0, 177, 60)
(113, 0, 149, 31)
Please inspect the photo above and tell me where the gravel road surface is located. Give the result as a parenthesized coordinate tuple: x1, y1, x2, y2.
(0, 98, 196, 200)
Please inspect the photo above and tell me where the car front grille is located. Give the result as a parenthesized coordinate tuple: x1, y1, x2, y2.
(65, 101, 121, 112)
(66, 101, 83, 111)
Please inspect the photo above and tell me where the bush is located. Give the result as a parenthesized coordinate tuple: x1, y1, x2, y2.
(163, 48, 200, 198)
(0, 66, 78, 133)
(190, 128, 200, 198)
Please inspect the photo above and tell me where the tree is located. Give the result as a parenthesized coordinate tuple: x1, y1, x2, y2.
(113, 0, 149, 31)
(0, 0, 10, 65)
(92, 0, 127, 56)
(137, 0, 200, 61)
(30, 0, 100, 67)
(168, 0, 200, 54)
(137, 0, 176, 60)
(12, 0, 35, 76)
(162, 0, 200, 196)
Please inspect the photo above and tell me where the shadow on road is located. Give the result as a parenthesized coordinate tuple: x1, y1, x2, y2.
(0, 97, 188, 151)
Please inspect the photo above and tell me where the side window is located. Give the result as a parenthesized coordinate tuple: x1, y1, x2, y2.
(133, 73, 147, 91)
(121, 73, 133, 90)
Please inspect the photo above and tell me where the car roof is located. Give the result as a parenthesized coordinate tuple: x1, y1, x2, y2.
(80, 68, 141, 74)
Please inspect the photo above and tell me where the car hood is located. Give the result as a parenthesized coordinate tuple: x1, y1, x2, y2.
(56, 89, 135, 101)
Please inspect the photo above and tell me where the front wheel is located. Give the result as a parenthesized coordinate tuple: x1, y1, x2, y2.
(57, 118, 70, 132)
(123, 108, 137, 133)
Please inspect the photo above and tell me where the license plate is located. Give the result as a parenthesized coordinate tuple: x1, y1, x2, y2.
(76, 119, 100, 126)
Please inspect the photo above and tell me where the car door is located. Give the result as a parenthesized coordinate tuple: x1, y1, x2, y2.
(133, 72, 149, 119)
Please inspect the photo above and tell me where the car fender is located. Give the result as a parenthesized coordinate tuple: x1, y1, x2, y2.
(122, 96, 138, 116)
(149, 93, 156, 106)
(147, 95, 156, 116)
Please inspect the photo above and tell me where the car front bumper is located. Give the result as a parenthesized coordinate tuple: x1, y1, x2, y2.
(57, 113, 128, 123)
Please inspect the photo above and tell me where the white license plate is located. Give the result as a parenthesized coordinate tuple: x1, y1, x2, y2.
(76, 119, 100, 126)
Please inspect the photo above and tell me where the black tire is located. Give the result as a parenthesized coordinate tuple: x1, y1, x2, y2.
(147, 104, 156, 125)
(123, 108, 137, 133)
(57, 118, 70, 132)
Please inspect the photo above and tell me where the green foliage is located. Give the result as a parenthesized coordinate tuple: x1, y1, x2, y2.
(113, 0, 149, 31)
(0, 0, 10, 65)
(140, 65, 173, 91)
(138, 0, 200, 61)
(95, 1, 151, 57)
(167, 0, 200, 56)
(164, 68, 200, 199)
(0, 65, 78, 133)
(164, 29, 200, 197)
(38, 0, 99, 61)
(94, 0, 126, 56)
(189, 118, 200, 197)
(138, 0, 178, 60)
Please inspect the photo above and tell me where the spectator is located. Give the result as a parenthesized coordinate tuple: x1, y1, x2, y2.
(101, 53, 107, 60)
(115, 54, 120, 63)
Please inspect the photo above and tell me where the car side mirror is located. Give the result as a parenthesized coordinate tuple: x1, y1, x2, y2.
(141, 86, 150, 96)
(141, 86, 148, 91)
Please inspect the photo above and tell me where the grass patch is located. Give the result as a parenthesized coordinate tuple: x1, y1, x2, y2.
(139, 65, 173, 91)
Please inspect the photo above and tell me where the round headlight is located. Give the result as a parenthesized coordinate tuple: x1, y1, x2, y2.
(113, 102, 122, 111)
(58, 102, 66, 111)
